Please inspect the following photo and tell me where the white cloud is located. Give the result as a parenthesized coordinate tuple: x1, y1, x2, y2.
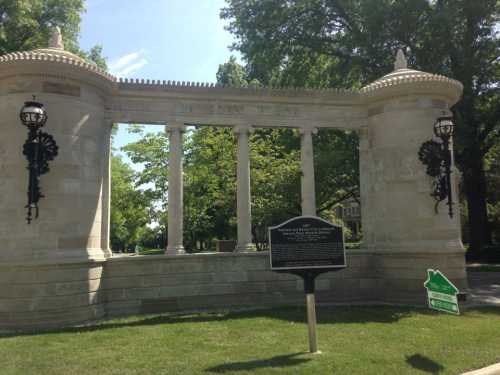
(118, 59, 148, 76)
(109, 49, 148, 77)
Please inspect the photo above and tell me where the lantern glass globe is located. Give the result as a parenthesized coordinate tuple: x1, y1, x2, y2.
(434, 116, 454, 139)
(20, 101, 47, 129)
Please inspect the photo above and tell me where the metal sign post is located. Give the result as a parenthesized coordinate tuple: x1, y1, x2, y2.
(306, 292, 317, 353)
(269, 216, 347, 354)
(304, 271, 318, 353)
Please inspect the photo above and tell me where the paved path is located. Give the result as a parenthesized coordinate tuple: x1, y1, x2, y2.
(467, 271, 500, 307)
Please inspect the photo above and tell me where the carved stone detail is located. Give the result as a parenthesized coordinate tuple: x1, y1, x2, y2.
(49, 26, 64, 50)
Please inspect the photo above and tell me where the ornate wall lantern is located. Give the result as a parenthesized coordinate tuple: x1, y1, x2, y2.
(418, 114, 455, 218)
(20, 98, 58, 223)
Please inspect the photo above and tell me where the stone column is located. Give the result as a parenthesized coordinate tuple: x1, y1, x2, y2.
(300, 127, 318, 216)
(359, 50, 466, 302)
(101, 122, 113, 258)
(234, 125, 256, 252)
(165, 123, 186, 255)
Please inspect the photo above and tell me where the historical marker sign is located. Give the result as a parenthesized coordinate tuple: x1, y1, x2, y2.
(268, 215, 346, 353)
(424, 269, 460, 315)
(269, 216, 346, 271)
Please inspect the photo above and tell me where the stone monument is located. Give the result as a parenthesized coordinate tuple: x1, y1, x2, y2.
(0, 33, 466, 329)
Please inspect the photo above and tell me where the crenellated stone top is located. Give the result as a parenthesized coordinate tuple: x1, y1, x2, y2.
(115, 77, 360, 99)
(0, 37, 462, 104)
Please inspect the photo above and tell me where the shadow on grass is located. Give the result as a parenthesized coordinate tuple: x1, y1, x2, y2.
(1, 306, 498, 339)
(406, 354, 445, 374)
(205, 352, 310, 373)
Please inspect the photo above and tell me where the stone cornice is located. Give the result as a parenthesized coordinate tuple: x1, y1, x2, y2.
(0, 50, 116, 82)
(0, 50, 361, 101)
(361, 68, 463, 106)
(0, 50, 463, 108)
(0, 49, 463, 128)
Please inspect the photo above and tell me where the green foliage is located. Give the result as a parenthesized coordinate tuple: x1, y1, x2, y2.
(110, 155, 149, 252)
(0, 0, 84, 54)
(0, 0, 107, 69)
(216, 56, 248, 87)
(121, 128, 169, 229)
(222, 0, 500, 252)
(249, 128, 301, 247)
(80, 44, 107, 70)
(485, 142, 500, 242)
(184, 127, 237, 249)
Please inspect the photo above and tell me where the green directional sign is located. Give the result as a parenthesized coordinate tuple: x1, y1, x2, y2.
(424, 269, 460, 315)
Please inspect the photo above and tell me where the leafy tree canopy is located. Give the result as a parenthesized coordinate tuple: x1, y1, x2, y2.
(110, 155, 150, 251)
(222, 0, 500, 255)
(0, 0, 107, 69)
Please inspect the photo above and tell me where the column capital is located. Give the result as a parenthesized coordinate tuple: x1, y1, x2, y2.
(298, 127, 318, 136)
(233, 125, 255, 135)
(165, 122, 187, 134)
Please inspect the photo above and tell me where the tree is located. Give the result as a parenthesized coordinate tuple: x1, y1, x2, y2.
(110, 155, 149, 252)
(221, 0, 500, 256)
(216, 56, 249, 87)
(184, 127, 237, 247)
(485, 142, 500, 243)
(0, 0, 107, 69)
(81, 44, 107, 70)
(121, 128, 169, 242)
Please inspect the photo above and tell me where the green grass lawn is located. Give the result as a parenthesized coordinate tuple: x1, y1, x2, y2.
(138, 248, 164, 255)
(1, 306, 499, 375)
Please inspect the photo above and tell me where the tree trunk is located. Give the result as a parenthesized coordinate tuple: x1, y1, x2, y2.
(463, 156, 491, 260)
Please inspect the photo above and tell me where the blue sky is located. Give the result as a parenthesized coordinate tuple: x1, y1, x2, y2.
(78, 0, 241, 163)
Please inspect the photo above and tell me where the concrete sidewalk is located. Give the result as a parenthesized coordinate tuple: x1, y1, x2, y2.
(462, 362, 500, 375)
(467, 271, 500, 307)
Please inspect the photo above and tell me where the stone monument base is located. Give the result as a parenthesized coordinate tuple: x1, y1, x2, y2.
(0, 250, 466, 330)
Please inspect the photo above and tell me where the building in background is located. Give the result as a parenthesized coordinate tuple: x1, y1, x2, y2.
(335, 198, 361, 240)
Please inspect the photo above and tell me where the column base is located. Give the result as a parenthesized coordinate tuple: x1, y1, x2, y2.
(234, 243, 257, 253)
(165, 245, 186, 255)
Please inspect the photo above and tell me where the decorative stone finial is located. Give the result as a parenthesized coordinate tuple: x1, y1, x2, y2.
(394, 49, 407, 70)
(49, 26, 64, 50)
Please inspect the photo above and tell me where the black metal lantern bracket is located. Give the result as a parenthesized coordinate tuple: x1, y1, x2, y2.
(418, 112, 455, 218)
(20, 97, 59, 224)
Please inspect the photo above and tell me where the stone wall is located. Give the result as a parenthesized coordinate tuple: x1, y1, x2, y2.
(0, 249, 467, 330)
(0, 261, 105, 330)
(103, 252, 376, 318)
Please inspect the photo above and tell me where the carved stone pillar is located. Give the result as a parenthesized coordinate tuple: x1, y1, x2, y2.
(234, 125, 256, 252)
(300, 127, 318, 216)
(165, 123, 186, 255)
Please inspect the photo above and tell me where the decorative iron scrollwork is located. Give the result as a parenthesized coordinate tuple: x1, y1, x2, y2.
(20, 99, 58, 224)
(418, 115, 455, 218)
